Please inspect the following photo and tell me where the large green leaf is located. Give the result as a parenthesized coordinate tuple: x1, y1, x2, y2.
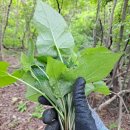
(33, 0, 75, 57)
(64, 47, 121, 83)
(0, 62, 24, 88)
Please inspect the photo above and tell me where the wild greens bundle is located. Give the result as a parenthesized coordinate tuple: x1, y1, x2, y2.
(0, 0, 121, 130)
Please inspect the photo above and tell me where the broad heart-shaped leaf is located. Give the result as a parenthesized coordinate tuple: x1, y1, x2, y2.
(0, 62, 24, 88)
(64, 47, 121, 83)
(33, 0, 75, 57)
(46, 57, 71, 98)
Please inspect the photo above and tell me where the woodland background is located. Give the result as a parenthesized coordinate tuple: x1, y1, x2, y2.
(0, 0, 130, 130)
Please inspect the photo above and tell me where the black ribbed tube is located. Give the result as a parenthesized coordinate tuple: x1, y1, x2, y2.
(73, 77, 98, 130)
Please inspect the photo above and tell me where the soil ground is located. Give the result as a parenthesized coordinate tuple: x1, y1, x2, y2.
(0, 51, 130, 130)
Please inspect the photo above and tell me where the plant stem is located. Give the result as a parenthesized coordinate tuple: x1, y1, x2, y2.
(61, 98, 68, 130)
(56, 46, 64, 63)
(53, 36, 64, 63)
(67, 93, 75, 130)
(48, 21, 64, 63)
(58, 115, 64, 130)
(7, 73, 64, 119)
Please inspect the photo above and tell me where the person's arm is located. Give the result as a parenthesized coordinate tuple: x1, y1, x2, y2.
(90, 107, 109, 130)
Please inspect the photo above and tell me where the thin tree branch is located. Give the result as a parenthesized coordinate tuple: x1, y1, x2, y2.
(107, 0, 117, 49)
(99, 19, 104, 45)
(55, 0, 62, 14)
(117, 0, 129, 51)
(110, 37, 130, 87)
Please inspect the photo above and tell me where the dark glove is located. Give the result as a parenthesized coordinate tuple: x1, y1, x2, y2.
(38, 96, 60, 130)
(73, 77, 97, 130)
(38, 77, 106, 130)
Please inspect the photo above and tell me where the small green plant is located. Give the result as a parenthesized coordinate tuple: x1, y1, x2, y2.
(17, 101, 27, 112)
(108, 122, 125, 130)
(32, 104, 44, 119)
(108, 122, 118, 130)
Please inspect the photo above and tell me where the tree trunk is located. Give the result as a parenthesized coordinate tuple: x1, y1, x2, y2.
(2, 0, 13, 43)
(21, 0, 36, 49)
(0, 0, 5, 60)
(55, 0, 64, 14)
(107, 0, 117, 49)
(116, 0, 129, 51)
(93, 0, 101, 47)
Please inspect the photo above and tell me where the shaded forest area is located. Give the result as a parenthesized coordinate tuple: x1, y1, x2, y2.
(0, 0, 130, 130)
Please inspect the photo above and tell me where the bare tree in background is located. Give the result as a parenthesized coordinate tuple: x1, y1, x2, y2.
(0, 0, 12, 54)
(0, 0, 8, 60)
(2, 0, 13, 43)
(93, 0, 101, 47)
(117, 1, 129, 129)
(21, 0, 36, 48)
(107, 0, 117, 49)
(116, 0, 129, 51)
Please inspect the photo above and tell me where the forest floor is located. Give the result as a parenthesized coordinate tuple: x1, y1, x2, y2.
(0, 50, 130, 130)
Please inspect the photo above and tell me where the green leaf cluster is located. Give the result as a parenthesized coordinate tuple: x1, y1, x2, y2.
(0, 1, 122, 128)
